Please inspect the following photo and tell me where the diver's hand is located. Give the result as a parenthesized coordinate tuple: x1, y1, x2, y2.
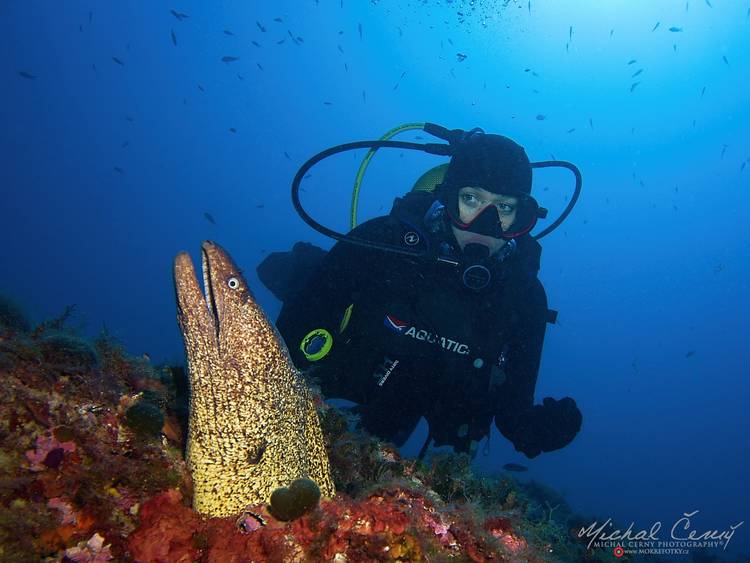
(513, 397, 582, 459)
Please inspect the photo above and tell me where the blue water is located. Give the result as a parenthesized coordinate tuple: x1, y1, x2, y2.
(2, 1, 748, 559)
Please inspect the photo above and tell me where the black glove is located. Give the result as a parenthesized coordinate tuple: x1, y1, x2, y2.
(512, 397, 582, 459)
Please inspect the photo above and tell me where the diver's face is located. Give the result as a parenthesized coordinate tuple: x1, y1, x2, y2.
(451, 187, 518, 255)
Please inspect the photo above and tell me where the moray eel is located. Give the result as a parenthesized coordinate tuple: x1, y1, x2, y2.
(173, 240, 334, 517)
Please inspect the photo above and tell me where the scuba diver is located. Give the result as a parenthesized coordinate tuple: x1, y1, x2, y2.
(258, 123, 582, 459)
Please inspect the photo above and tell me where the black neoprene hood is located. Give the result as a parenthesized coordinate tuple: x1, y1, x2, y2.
(441, 133, 533, 196)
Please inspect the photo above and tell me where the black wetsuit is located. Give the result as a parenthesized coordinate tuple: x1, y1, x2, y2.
(274, 192, 550, 455)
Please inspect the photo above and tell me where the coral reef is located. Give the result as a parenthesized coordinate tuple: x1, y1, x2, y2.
(0, 292, 31, 333)
(0, 314, 189, 561)
(0, 307, 643, 562)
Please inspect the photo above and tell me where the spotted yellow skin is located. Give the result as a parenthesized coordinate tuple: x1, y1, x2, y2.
(173, 241, 334, 517)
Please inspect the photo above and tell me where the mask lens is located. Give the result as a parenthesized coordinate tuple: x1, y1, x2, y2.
(500, 196, 539, 238)
(448, 192, 540, 239)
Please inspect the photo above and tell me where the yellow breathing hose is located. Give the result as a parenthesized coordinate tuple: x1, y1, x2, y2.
(350, 122, 426, 229)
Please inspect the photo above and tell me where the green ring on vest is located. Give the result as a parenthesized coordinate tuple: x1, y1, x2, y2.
(300, 328, 333, 361)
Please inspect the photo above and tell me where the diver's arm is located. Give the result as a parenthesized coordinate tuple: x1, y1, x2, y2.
(276, 217, 394, 370)
(493, 278, 581, 458)
(493, 278, 546, 438)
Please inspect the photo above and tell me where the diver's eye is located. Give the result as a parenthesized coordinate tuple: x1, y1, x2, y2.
(460, 193, 481, 207)
(227, 277, 240, 290)
(497, 203, 516, 214)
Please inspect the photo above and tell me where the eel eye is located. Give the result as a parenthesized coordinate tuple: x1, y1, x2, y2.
(227, 277, 240, 290)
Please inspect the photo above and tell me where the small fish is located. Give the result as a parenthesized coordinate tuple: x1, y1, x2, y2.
(337, 44, 344, 54)
(274, 17, 283, 23)
(198, 84, 205, 92)
(536, 114, 546, 120)
(569, 25, 573, 40)
(630, 82, 641, 92)
(741, 161, 747, 172)
(609, 29, 614, 37)
(256, 204, 265, 209)
(631, 68, 643, 77)
(251, 40, 261, 47)
(722, 55, 729, 65)
(229, 127, 237, 133)
(224, 29, 234, 36)
(344, 62, 348, 72)
(528, 1, 531, 14)
(358, 22, 363, 39)
(170, 9, 189, 21)
(114, 166, 125, 175)
(686, 1, 689, 12)
(221, 56, 239, 63)
(121, 141, 129, 148)
(277, 39, 285, 45)
(704, 0, 711, 7)
(112, 56, 124, 66)
(17, 70, 36, 80)
(627, 59, 637, 65)
(588, 117, 594, 129)
(673, 44, 677, 52)
(89, 10, 93, 24)
(747, 6, 750, 20)
(296, 36, 304, 44)
(456, 52, 467, 62)
(171, 28, 177, 46)
(256, 21, 266, 32)
(203, 212, 216, 225)
(125, 115, 134, 122)
(685, 350, 695, 358)
(669, 27, 683, 32)
(721, 144, 728, 158)
(237, 73, 243, 80)
(566, 128, 576, 133)
(362, 90, 366, 103)
(256, 62, 263, 71)
(397, 26, 403, 37)
(323, 101, 332, 106)
(503, 463, 528, 472)
(283, 151, 291, 160)
(652, 22, 660, 31)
